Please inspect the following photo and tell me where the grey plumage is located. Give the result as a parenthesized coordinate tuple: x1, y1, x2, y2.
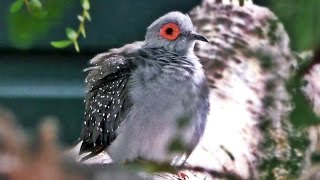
(79, 11, 209, 164)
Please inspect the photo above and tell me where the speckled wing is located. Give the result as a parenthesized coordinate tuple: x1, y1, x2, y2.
(79, 42, 143, 157)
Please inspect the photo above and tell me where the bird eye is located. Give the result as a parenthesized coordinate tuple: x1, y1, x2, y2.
(160, 23, 181, 41)
(166, 28, 173, 35)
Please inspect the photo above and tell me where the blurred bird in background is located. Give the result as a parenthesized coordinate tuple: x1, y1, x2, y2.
(186, 0, 299, 179)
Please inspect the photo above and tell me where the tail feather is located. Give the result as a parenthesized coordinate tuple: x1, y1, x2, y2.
(80, 145, 105, 162)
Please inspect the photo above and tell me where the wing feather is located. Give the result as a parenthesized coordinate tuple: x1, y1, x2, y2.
(79, 42, 142, 156)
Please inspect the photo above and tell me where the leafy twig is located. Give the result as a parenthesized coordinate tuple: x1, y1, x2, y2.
(51, 0, 91, 52)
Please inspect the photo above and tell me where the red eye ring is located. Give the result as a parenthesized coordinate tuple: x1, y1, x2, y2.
(160, 23, 181, 41)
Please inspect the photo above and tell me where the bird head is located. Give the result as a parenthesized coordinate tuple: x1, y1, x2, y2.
(144, 11, 209, 53)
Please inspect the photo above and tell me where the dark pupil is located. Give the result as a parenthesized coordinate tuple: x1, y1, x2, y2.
(166, 28, 174, 35)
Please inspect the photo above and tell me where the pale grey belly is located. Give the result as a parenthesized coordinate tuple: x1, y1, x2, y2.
(107, 85, 198, 163)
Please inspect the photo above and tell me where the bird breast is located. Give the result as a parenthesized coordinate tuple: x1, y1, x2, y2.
(117, 57, 205, 162)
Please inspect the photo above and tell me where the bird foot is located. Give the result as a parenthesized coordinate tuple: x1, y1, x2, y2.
(178, 171, 189, 180)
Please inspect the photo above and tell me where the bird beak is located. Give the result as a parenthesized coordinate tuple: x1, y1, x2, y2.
(189, 31, 209, 43)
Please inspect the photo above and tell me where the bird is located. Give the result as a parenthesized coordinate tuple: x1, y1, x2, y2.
(78, 11, 210, 164)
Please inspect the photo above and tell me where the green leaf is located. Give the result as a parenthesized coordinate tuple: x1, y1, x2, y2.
(82, 0, 90, 10)
(73, 41, 80, 52)
(176, 116, 191, 128)
(80, 25, 86, 38)
(50, 40, 72, 48)
(168, 137, 186, 152)
(84, 11, 91, 21)
(66, 27, 77, 40)
(10, 0, 24, 13)
(77, 15, 84, 22)
(29, 0, 42, 10)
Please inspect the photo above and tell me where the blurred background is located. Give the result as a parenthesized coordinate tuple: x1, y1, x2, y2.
(0, 0, 319, 146)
